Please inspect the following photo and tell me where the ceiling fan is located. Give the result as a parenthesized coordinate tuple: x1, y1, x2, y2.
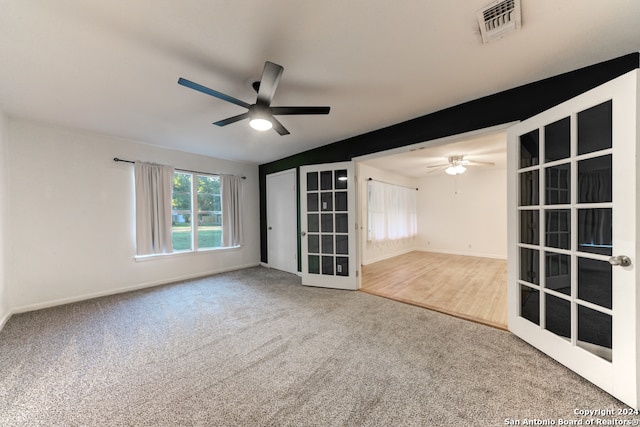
(178, 61, 330, 135)
(426, 155, 495, 175)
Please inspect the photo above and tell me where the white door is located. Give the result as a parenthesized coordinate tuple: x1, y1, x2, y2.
(266, 169, 297, 274)
(300, 161, 358, 290)
(507, 70, 639, 408)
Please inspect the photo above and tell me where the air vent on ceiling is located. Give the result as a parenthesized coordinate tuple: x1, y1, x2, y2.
(477, 0, 521, 44)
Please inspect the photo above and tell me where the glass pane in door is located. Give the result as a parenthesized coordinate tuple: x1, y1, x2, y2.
(308, 255, 320, 274)
(335, 169, 348, 189)
(577, 258, 612, 309)
(335, 214, 348, 233)
(307, 193, 318, 212)
(519, 247, 540, 285)
(545, 163, 570, 204)
(545, 294, 571, 339)
(321, 214, 333, 232)
(545, 209, 570, 250)
(578, 155, 612, 203)
(307, 172, 318, 190)
(577, 100, 612, 155)
(577, 305, 612, 362)
(577, 208, 612, 256)
(545, 117, 570, 162)
(520, 285, 539, 325)
(336, 257, 348, 276)
(322, 256, 334, 275)
(519, 129, 539, 168)
(545, 252, 571, 296)
(308, 214, 319, 232)
(320, 171, 332, 190)
(519, 170, 539, 206)
(519, 210, 539, 245)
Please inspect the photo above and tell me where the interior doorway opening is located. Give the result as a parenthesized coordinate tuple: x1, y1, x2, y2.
(354, 125, 511, 329)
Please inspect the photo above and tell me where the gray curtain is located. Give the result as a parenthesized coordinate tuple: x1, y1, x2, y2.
(221, 174, 243, 247)
(134, 161, 175, 255)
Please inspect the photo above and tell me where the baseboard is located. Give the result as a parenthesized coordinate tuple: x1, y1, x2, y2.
(362, 247, 417, 266)
(0, 308, 14, 333)
(417, 248, 507, 260)
(260, 262, 301, 276)
(11, 263, 261, 315)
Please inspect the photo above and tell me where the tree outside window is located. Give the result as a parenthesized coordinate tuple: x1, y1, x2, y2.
(171, 173, 222, 251)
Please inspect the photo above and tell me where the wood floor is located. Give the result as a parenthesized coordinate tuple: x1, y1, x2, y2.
(361, 251, 508, 330)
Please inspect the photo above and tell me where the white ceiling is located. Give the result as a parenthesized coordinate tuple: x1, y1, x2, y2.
(358, 130, 508, 178)
(1, 1, 639, 165)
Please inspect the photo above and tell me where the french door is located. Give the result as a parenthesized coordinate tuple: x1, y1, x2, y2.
(507, 70, 639, 408)
(300, 161, 359, 290)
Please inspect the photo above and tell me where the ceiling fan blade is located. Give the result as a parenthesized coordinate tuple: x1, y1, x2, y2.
(178, 77, 251, 109)
(426, 166, 446, 174)
(270, 106, 330, 115)
(256, 61, 283, 106)
(466, 160, 495, 166)
(213, 112, 250, 127)
(270, 116, 290, 136)
(426, 163, 450, 168)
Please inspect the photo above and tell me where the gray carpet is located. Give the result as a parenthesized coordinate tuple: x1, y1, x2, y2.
(0, 267, 626, 426)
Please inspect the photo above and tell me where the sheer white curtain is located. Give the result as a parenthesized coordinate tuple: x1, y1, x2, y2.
(134, 161, 175, 255)
(221, 174, 243, 247)
(367, 180, 417, 242)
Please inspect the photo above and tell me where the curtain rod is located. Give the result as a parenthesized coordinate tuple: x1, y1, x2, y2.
(368, 177, 418, 191)
(113, 158, 246, 179)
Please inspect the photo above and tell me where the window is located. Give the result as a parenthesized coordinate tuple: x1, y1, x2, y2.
(171, 172, 222, 251)
(367, 180, 418, 242)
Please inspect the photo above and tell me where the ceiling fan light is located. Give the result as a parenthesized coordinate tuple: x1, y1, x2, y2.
(249, 117, 272, 131)
(445, 164, 467, 175)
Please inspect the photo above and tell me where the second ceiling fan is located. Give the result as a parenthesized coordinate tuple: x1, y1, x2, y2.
(178, 61, 330, 135)
(427, 155, 495, 175)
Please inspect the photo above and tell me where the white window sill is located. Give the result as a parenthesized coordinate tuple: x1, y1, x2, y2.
(134, 245, 241, 262)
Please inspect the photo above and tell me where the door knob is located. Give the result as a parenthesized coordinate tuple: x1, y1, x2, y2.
(301, 231, 306, 237)
(609, 255, 632, 267)
(268, 226, 272, 230)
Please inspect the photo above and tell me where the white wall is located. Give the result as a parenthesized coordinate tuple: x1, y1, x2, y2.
(358, 163, 419, 265)
(0, 112, 9, 328)
(417, 166, 507, 258)
(7, 118, 260, 312)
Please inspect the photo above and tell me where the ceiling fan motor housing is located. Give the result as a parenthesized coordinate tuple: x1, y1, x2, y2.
(448, 155, 465, 165)
(249, 104, 270, 120)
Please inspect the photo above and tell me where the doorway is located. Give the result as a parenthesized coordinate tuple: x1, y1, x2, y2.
(355, 125, 510, 328)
